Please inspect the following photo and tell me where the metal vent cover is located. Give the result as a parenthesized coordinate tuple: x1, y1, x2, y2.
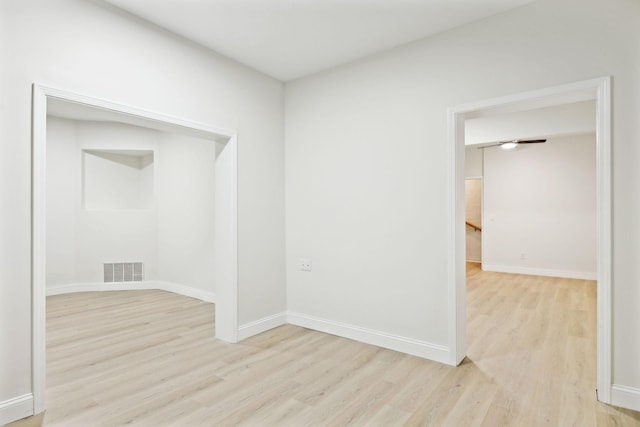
(104, 262, 144, 282)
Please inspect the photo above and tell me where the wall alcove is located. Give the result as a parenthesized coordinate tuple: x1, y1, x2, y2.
(32, 84, 239, 413)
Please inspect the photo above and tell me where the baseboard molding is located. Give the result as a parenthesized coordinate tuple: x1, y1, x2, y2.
(46, 285, 451, 366)
(482, 264, 597, 280)
(47, 281, 158, 295)
(611, 384, 640, 412)
(237, 312, 287, 341)
(0, 393, 33, 426)
(287, 312, 450, 365)
(154, 281, 216, 303)
(46, 281, 216, 303)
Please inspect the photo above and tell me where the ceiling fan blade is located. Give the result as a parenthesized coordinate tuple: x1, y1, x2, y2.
(477, 139, 546, 149)
(477, 143, 502, 149)
(516, 139, 547, 144)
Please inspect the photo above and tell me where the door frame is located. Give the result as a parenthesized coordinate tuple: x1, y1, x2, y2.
(31, 84, 239, 413)
(446, 76, 612, 403)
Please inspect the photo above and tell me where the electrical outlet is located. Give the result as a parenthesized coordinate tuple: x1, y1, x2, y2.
(299, 258, 312, 272)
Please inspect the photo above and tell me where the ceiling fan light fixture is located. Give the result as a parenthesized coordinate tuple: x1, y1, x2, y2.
(500, 141, 518, 150)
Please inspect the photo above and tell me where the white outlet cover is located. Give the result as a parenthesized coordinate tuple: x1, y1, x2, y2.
(300, 258, 312, 271)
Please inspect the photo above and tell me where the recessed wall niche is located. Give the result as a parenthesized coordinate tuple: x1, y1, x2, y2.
(82, 149, 154, 210)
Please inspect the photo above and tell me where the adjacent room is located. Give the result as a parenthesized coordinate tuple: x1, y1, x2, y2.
(463, 100, 600, 420)
(2, 0, 640, 425)
(45, 104, 218, 302)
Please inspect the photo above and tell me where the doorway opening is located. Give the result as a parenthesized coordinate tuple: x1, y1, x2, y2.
(464, 177, 482, 266)
(447, 77, 612, 403)
(31, 84, 239, 414)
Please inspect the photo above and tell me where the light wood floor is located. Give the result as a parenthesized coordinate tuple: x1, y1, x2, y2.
(9, 264, 640, 426)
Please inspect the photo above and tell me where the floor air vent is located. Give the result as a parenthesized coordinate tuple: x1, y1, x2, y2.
(104, 262, 144, 282)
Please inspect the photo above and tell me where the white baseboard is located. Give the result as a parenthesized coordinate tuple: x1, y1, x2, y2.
(46, 281, 216, 303)
(237, 312, 287, 341)
(482, 264, 597, 280)
(611, 384, 640, 412)
(0, 393, 33, 426)
(154, 281, 216, 303)
(287, 312, 450, 365)
(46, 284, 451, 366)
(47, 281, 158, 295)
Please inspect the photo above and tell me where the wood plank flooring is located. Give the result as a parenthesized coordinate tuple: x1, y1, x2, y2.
(8, 264, 640, 426)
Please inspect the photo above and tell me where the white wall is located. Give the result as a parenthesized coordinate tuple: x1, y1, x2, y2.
(0, 0, 285, 406)
(76, 121, 160, 283)
(483, 134, 596, 278)
(46, 118, 78, 286)
(47, 118, 159, 286)
(83, 151, 154, 210)
(285, 0, 640, 391)
(465, 145, 483, 177)
(47, 118, 218, 293)
(157, 133, 216, 292)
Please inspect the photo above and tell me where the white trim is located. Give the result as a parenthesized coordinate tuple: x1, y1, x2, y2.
(237, 312, 288, 341)
(46, 281, 216, 303)
(287, 312, 450, 365)
(155, 281, 216, 303)
(611, 385, 640, 412)
(213, 135, 239, 343)
(31, 85, 48, 415)
(0, 394, 34, 426)
(450, 77, 608, 114)
(36, 85, 236, 137)
(595, 77, 612, 405)
(447, 103, 467, 366)
(447, 77, 612, 401)
(481, 265, 597, 281)
(32, 83, 238, 414)
(46, 281, 158, 295)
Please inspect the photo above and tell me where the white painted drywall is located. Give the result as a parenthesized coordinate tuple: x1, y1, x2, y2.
(285, 0, 640, 390)
(483, 134, 596, 277)
(465, 145, 483, 178)
(0, 0, 285, 405)
(47, 119, 160, 285)
(46, 117, 78, 286)
(465, 100, 596, 145)
(83, 151, 154, 210)
(75, 121, 160, 284)
(157, 133, 216, 292)
(47, 118, 218, 293)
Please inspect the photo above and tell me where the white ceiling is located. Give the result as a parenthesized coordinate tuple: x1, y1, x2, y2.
(102, 0, 535, 81)
(465, 101, 597, 146)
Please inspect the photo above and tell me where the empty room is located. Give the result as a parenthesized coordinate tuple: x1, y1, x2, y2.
(1, 0, 640, 426)
(463, 99, 601, 422)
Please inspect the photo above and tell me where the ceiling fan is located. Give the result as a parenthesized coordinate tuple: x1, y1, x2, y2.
(479, 138, 547, 150)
